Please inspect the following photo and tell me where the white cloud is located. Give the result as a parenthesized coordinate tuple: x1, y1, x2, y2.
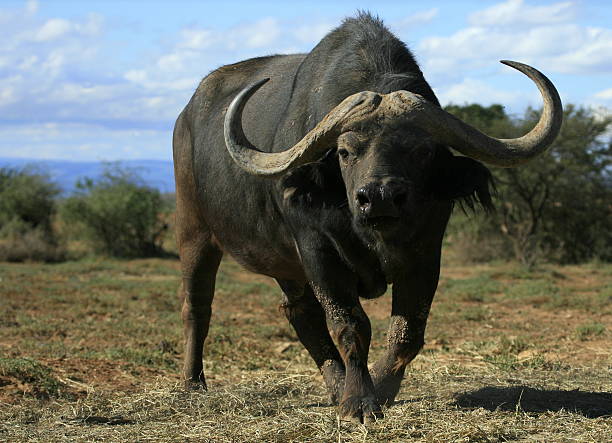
(594, 88, 612, 100)
(0, 0, 608, 161)
(28, 14, 101, 42)
(178, 28, 215, 50)
(0, 122, 171, 160)
(436, 77, 535, 109)
(134, 16, 328, 93)
(46, 83, 121, 104)
(544, 26, 612, 74)
(293, 22, 335, 45)
(0, 4, 160, 128)
(33, 18, 73, 41)
(469, 0, 576, 28)
(393, 8, 439, 30)
(419, 7, 612, 77)
(243, 18, 281, 48)
(25, 0, 38, 15)
(157, 52, 184, 72)
(124, 69, 148, 84)
(18, 55, 38, 70)
(589, 89, 612, 113)
(79, 14, 103, 36)
(0, 85, 17, 107)
(40, 51, 66, 76)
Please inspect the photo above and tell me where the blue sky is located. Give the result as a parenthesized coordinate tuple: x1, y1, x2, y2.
(0, 0, 610, 161)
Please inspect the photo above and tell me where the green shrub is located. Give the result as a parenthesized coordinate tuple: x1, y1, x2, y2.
(0, 219, 66, 262)
(575, 323, 605, 341)
(0, 167, 65, 262)
(61, 164, 168, 258)
(0, 357, 62, 398)
(445, 211, 513, 263)
(444, 274, 502, 302)
(445, 104, 612, 265)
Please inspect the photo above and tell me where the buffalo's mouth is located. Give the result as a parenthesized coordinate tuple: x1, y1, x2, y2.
(360, 215, 400, 230)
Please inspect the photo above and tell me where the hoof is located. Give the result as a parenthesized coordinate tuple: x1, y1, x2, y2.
(184, 378, 207, 392)
(339, 396, 383, 424)
(374, 381, 401, 406)
(372, 371, 403, 406)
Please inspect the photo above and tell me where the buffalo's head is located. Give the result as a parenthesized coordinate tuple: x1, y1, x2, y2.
(224, 61, 562, 235)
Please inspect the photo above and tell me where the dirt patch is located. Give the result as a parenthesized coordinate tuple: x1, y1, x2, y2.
(0, 258, 610, 442)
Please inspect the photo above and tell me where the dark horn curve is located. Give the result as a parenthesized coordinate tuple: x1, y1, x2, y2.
(402, 60, 563, 167)
(224, 79, 379, 176)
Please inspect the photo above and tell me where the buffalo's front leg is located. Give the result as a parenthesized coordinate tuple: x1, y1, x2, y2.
(298, 242, 382, 423)
(370, 255, 441, 405)
(322, 293, 382, 423)
(277, 280, 346, 404)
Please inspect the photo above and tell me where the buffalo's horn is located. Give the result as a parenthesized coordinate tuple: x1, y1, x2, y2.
(225, 61, 562, 174)
(224, 79, 382, 176)
(387, 61, 563, 167)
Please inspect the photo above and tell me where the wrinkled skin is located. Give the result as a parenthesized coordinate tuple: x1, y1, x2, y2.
(174, 14, 499, 424)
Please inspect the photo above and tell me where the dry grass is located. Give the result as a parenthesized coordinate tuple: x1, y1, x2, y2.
(1, 257, 610, 442)
(2, 368, 611, 442)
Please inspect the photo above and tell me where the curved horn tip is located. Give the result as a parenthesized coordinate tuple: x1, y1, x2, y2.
(499, 60, 542, 76)
(243, 77, 270, 95)
(500, 60, 527, 70)
(435, 59, 562, 167)
(254, 77, 271, 87)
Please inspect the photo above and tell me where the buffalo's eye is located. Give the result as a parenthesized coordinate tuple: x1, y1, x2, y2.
(338, 148, 349, 160)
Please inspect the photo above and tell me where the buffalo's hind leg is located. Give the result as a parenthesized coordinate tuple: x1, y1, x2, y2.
(174, 110, 223, 390)
(277, 280, 345, 404)
(178, 232, 223, 390)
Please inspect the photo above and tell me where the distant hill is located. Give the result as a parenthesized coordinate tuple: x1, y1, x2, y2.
(0, 158, 175, 194)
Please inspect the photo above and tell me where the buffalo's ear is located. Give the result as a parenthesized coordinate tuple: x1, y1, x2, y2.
(280, 155, 345, 208)
(431, 154, 495, 212)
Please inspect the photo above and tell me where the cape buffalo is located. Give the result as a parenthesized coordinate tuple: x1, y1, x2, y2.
(173, 13, 562, 423)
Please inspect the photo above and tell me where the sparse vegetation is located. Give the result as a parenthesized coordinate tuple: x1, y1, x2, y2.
(445, 104, 612, 266)
(61, 164, 170, 258)
(0, 167, 65, 262)
(443, 274, 501, 302)
(575, 322, 606, 341)
(0, 357, 63, 399)
(1, 258, 610, 441)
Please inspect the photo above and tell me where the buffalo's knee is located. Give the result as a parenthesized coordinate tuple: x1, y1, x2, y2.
(391, 340, 424, 372)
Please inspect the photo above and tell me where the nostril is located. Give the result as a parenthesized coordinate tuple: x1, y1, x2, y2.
(356, 189, 370, 208)
(393, 192, 407, 207)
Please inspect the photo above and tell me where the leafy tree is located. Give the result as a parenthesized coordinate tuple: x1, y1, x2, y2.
(497, 105, 611, 264)
(61, 164, 168, 258)
(0, 167, 59, 233)
(0, 167, 65, 262)
(445, 103, 612, 265)
(444, 104, 514, 138)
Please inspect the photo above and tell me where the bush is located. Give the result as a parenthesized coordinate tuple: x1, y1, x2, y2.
(0, 219, 66, 262)
(61, 164, 169, 258)
(444, 104, 612, 265)
(445, 211, 513, 264)
(0, 357, 63, 399)
(0, 167, 65, 262)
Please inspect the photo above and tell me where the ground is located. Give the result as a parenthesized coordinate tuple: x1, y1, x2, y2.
(0, 256, 610, 442)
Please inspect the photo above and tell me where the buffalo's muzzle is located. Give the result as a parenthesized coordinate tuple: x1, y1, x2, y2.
(356, 182, 407, 228)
